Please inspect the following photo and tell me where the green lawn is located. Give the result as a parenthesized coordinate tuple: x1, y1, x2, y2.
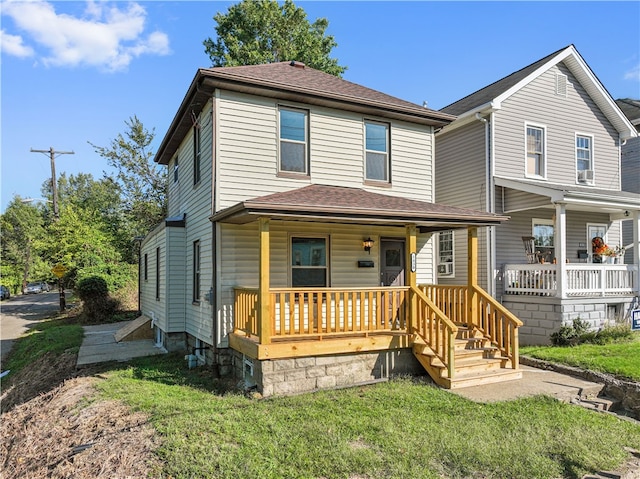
(521, 332, 640, 381)
(98, 354, 640, 479)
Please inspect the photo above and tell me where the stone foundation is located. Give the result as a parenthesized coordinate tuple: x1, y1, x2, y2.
(503, 296, 636, 345)
(230, 349, 425, 397)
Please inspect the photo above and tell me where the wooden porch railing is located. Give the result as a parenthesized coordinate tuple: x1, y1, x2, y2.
(504, 263, 637, 297)
(418, 284, 522, 369)
(411, 286, 458, 379)
(234, 287, 408, 341)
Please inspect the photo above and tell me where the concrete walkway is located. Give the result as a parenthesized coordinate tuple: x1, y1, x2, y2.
(451, 365, 605, 404)
(76, 321, 167, 367)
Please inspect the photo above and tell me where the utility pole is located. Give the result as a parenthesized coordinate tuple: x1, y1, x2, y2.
(30, 147, 74, 220)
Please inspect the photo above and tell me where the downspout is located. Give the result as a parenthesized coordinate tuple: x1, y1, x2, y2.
(475, 113, 494, 296)
(209, 95, 220, 377)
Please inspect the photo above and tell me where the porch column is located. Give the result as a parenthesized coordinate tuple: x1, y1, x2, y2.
(467, 227, 478, 328)
(406, 224, 417, 332)
(634, 210, 640, 295)
(554, 203, 567, 299)
(258, 217, 271, 345)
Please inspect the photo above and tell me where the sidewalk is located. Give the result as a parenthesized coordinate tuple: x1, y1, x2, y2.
(76, 321, 166, 367)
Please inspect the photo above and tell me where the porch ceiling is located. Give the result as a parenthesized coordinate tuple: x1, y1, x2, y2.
(496, 176, 640, 214)
(210, 184, 509, 231)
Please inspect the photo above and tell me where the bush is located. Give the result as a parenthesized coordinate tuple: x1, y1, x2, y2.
(75, 276, 120, 323)
(550, 317, 633, 346)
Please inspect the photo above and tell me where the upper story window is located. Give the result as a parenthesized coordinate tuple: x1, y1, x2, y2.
(291, 237, 327, 287)
(173, 157, 179, 183)
(526, 125, 545, 178)
(279, 107, 308, 175)
(365, 121, 390, 182)
(576, 134, 594, 184)
(437, 230, 454, 277)
(193, 125, 201, 185)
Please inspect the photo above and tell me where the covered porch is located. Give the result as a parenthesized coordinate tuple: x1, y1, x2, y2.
(213, 185, 523, 391)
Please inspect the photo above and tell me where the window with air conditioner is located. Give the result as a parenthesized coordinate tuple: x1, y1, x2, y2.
(437, 230, 454, 277)
(576, 134, 594, 184)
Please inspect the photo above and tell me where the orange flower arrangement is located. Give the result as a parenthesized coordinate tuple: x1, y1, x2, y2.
(592, 237, 613, 256)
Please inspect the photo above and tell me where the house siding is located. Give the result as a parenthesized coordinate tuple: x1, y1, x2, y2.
(165, 226, 186, 333)
(435, 120, 488, 287)
(493, 63, 620, 188)
(621, 136, 639, 264)
(140, 225, 166, 329)
(215, 90, 434, 212)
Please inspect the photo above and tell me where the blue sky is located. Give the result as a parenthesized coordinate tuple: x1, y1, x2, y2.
(2, 1, 639, 212)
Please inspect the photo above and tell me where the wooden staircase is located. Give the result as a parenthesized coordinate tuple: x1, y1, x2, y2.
(413, 325, 522, 389)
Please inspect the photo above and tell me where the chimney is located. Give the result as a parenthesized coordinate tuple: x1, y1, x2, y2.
(289, 61, 305, 69)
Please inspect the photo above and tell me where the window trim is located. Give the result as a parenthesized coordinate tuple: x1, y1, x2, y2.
(144, 253, 148, 281)
(532, 218, 554, 263)
(437, 230, 455, 278)
(193, 240, 201, 303)
(173, 156, 179, 183)
(278, 106, 309, 177)
(193, 124, 201, 185)
(289, 235, 329, 288)
(524, 123, 547, 179)
(575, 132, 594, 184)
(155, 247, 160, 301)
(364, 120, 391, 184)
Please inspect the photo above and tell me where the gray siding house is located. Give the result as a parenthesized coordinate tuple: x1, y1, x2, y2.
(139, 61, 524, 395)
(435, 45, 639, 344)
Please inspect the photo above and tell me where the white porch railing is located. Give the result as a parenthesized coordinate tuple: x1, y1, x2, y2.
(504, 263, 637, 297)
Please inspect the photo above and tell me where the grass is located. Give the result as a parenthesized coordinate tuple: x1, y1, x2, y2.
(521, 331, 640, 381)
(97, 353, 640, 479)
(1, 317, 83, 375)
(4, 318, 640, 478)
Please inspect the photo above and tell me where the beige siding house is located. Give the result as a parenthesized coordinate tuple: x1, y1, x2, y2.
(435, 45, 640, 345)
(140, 61, 524, 396)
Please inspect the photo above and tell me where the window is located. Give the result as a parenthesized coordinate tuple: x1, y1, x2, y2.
(173, 157, 179, 183)
(365, 121, 390, 182)
(193, 125, 201, 184)
(576, 134, 593, 183)
(437, 230, 454, 277)
(144, 253, 148, 281)
(526, 125, 545, 177)
(532, 219, 554, 263)
(291, 237, 327, 287)
(155, 247, 160, 300)
(279, 107, 308, 174)
(193, 240, 201, 302)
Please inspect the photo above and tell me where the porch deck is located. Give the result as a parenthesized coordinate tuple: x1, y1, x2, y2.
(231, 284, 522, 389)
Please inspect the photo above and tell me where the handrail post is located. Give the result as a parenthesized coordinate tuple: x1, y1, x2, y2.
(406, 224, 417, 333)
(467, 227, 478, 329)
(258, 217, 271, 345)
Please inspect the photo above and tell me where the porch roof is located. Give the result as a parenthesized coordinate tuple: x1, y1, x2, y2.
(496, 176, 640, 213)
(210, 184, 509, 231)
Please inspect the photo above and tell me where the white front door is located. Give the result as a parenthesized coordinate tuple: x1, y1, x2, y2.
(587, 223, 607, 263)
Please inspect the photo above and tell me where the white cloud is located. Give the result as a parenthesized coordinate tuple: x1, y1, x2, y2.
(624, 64, 640, 82)
(1, 0, 170, 72)
(1, 30, 35, 57)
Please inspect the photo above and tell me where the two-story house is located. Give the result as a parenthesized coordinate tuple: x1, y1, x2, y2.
(139, 61, 524, 396)
(435, 45, 640, 345)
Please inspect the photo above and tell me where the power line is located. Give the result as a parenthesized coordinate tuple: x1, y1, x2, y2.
(30, 147, 74, 220)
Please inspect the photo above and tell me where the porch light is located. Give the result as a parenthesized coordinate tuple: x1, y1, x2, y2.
(363, 237, 374, 254)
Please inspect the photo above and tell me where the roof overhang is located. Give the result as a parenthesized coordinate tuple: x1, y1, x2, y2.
(210, 185, 509, 233)
(495, 176, 640, 214)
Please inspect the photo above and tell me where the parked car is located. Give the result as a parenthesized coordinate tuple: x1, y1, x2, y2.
(0, 285, 10, 300)
(25, 282, 46, 294)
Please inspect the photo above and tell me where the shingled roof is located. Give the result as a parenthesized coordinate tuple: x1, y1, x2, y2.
(155, 61, 455, 164)
(211, 184, 508, 231)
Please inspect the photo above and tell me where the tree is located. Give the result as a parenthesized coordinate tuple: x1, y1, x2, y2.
(0, 197, 46, 292)
(204, 0, 346, 77)
(89, 115, 167, 240)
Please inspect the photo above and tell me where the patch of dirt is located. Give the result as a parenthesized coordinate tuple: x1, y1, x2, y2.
(1, 355, 163, 479)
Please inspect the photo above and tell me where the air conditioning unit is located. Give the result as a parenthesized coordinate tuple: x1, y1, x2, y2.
(438, 263, 453, 276)
(577, 169, 594, 183)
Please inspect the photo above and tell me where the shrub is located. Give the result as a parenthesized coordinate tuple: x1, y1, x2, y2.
(550, 317, 633, 346)
(550, 317, 591, 346)
(75, 275, 120, 323)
